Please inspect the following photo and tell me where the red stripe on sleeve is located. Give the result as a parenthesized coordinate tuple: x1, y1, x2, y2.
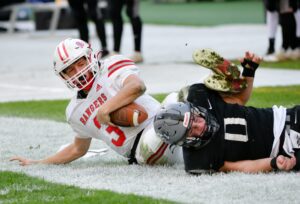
(108, 59, 134, 71)
(108, 63, 135, 77)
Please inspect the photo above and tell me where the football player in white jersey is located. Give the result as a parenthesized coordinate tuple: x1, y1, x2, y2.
(10, 38, 183, 166)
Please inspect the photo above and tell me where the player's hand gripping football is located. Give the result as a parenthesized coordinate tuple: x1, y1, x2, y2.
(96, 106, 116, 126)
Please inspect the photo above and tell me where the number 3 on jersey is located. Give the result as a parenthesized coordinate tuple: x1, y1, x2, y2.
(93, 117, 126, 146)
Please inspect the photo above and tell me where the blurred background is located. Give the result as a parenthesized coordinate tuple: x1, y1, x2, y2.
(0, 0, 299, 101)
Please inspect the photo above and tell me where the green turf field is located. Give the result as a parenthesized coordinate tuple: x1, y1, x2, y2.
(230, 60, 300, 70)
(140, 0, 264, 26)
(0, 171, 173, 204)
(259, 60, 300, 70)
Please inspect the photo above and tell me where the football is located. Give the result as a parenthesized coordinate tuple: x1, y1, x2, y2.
(110, 102, 148, 127)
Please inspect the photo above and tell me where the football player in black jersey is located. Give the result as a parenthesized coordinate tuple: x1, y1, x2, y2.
(154, 51, 300, 174)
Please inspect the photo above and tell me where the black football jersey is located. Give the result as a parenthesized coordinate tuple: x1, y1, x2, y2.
(183, 83, 275, 172)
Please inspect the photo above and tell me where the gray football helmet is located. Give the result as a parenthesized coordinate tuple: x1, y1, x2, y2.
(154, 102, 220, 149)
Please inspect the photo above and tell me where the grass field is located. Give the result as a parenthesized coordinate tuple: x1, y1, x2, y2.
(228, 59, 300, 70)
(259, 60, 300, 70)
(140, 0, 264, 26)
(0, 171, 172, 204)
(231, 60, 300, 70)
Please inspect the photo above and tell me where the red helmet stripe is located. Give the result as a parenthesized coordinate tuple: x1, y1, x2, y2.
(57, 43, 70, 63)
(57, 46, 64, 61)
(62, 43, 69, 58)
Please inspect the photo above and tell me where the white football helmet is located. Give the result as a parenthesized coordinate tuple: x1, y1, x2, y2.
(53, 38, 100, 91)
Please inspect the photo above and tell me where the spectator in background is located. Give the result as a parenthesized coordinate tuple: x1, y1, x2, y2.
(295, 0, 300, 56)
(67, 0, 109, 57)
(264, 0, 279, 56)
(109, 0, 143, 63)
(277, 0, 298, 60)
(264, 0, 299, 61)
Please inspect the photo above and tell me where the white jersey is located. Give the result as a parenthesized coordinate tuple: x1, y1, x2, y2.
(66, 55, 160, 158)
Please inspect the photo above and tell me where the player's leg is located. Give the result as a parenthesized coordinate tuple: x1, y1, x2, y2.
(295, 7, 300, 59)
(110, 0, 124, 53)
(125, 0, 143, 63)
(135, 124, 183, 165)
(264, 0, 279, 55)
(68, 0, 89, 42)
(192, 49, 240, 80)
(86, 0, 109, 56)
(278, 11, 296, 60)
(266, 10, 279, 55)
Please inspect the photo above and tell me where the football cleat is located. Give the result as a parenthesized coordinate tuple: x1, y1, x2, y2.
(204, 74, 247, 93)
(193, 49, 241, 80)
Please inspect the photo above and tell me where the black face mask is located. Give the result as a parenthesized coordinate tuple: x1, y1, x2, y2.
(181, 105, 220, 149)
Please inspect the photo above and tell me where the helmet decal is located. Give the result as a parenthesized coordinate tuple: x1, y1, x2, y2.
(75, 41, 85, 48)
(183, 112, 190, 128)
